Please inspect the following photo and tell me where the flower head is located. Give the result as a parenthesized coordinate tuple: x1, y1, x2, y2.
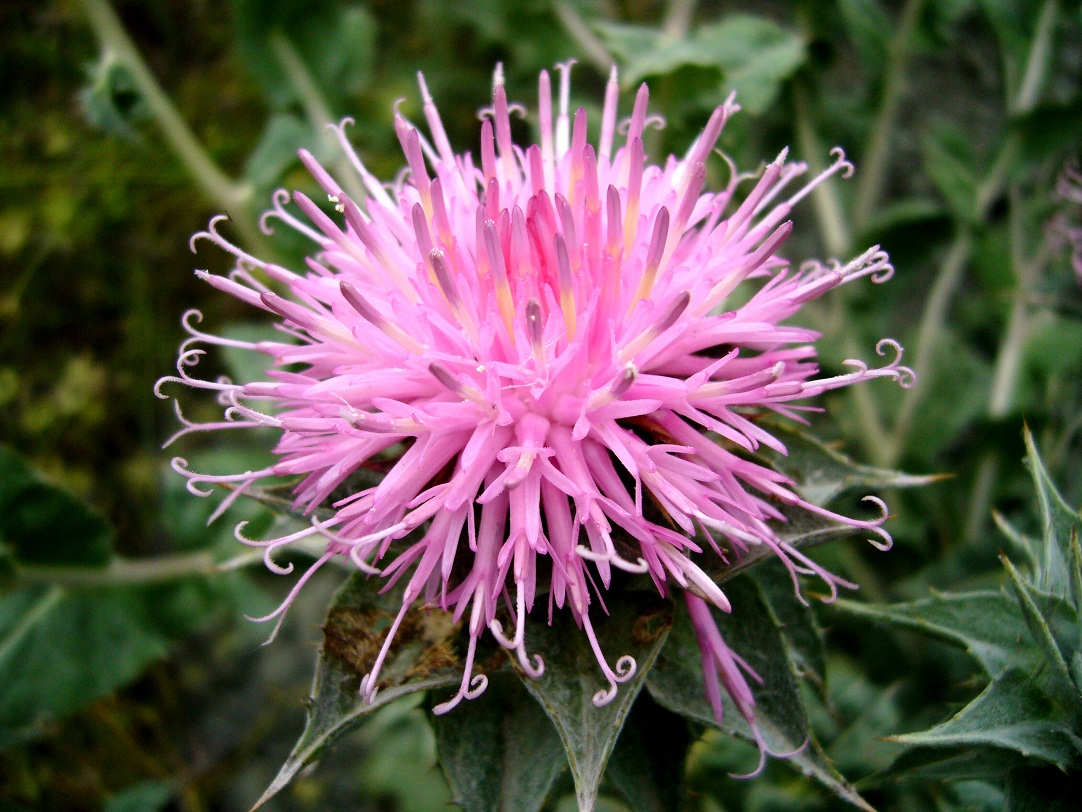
(159, 63, 912, 761)
(1053, 161, 1082, 284)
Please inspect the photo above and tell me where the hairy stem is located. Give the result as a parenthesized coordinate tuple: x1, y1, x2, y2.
(553, 2, 614, 74)
(661, 0, 698, 41)
(12, 534, 352, 588)
(14, 551, 217, 587)
(78, 0, 271, 253)
(964, 186, 1055, 541)
(80, 2, 244, 205)
(880, 130, 1021, 467)
(269, 30, 368, 206)
(882, 0, 1058, 468)
(794, 82, 852, 257)
(852, 0, 928, 233)
(1013, 0, 1059, 115)
(878, 228, 972, 467)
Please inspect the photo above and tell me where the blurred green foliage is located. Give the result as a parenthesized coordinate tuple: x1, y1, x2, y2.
(1, 0, 1081, 810)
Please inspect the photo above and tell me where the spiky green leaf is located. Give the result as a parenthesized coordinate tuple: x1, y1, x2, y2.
(253, 572, 461, 809)
(647, 577, 872, 810)
(431, 673, 565, 812)
(833, 591, 1039, 678)
(1022, 427, 1082, 608)
(606, 693, 691, 812)
(517, 591, 674, 812)
(762, 423, 941, 508)
(889, 669, 1082, 769)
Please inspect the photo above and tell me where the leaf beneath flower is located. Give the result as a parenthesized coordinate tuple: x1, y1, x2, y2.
(431, 672, 565, 812)
(647, 576, 873, 811)
(252, 571, 462, 810)
(754, 560, 827, 695)
(701, 501, 875, 587)
(516, 590, 674, 812)
(606, 692, 692, 812)
(762, 423, 942, 508)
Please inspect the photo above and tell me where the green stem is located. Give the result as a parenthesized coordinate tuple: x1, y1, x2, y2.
(963, 454, 1000, 543)
(661, 0, 698, 41)
(852, 0, 927, 234)
(794, 84, 893, 456)
(964, 188, 1054, 541)
(879, 227, 972, 467)
(988, 188, 1046, 419)
(0, 586, 64, 664)
(794, 82, 851, 257)
(880, 128, 1018, 468)
(969, 0, 1060, 472)
(882, 0, 1057, 468)
(78, 0, 267, 251)
(553, 2, 614, 74)
(269, 30, 368, 207)
(1013, 0, 1059, 115)
(14, 551, 217, 587)
(270, 32, 337, 143)
(79, 0, 245, 210)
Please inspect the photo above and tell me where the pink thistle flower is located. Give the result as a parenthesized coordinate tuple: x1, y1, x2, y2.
(1053, 162, 1082, 284)
(158, 62, 912, 760)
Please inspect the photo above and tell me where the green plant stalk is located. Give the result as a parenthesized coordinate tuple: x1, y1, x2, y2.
(553, 2, 614, 74)
(1012, 0, 1059, 116)
(78, 0, 266, 252)
(269, 30, 369, 208)
(879, 134, 1018, 468)
(988, 189, 1048, 420)
(661, 0, 698, 41)
(964, 189, 1055, 542)
(975, 0, 1059, 417)
(13, 551, 217, 587)
(877, 227, 971, 467)
(882, 0, 1057, 468)
(794, 82, 852, 258)
(793, 84, 893, 459)
(852, 0, 928, 233)
(11, 535, 350, 588)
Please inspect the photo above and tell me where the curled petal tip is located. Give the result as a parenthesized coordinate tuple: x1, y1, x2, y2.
(592, 685, 618, 707)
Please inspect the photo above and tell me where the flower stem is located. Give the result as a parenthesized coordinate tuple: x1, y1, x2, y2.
(852, 0, 927, 234)
(78, 0, 265, 250)
(661, 0, 698, 41)
(14, 551, 217, 587)
(1013, 0, 1059, 116)
(877, 227, 971, 467)
(879, 135, 1018, 467)
(794, 82, 851, 257)
(268, 30, 368, 206)
(13, 535, 354, 588)
(553, 2, 614, 74)
(879, 0, 1057, 468)
(988, 189, 1046, 419)
(963, 186, 1055, 541)
(793, 82, 899, 459)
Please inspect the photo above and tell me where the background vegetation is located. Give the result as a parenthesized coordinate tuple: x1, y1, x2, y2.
(1, 0, 1080, 810)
